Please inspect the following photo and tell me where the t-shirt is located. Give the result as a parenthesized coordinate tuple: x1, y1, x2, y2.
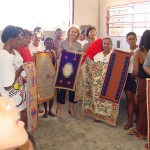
(29, 43, 45, 56)
(60, 40, 82, 52)
(0, 50, 26, 111)
(125, 47, 139, 73)
(18, 45, 33, 62)
(77, 39, 88, 48)
(94, 50, 112, 63)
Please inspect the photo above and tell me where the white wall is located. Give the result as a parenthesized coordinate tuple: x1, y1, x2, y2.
(74, 0, 100, 36)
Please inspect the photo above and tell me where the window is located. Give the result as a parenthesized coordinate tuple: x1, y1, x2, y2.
(0, 0, 73, 31)
(106, 1, 150, 36)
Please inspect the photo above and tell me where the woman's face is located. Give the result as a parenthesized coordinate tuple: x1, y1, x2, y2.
(21, 35, 32, 47)
(103, 39, 112, 52)
(80, 32, 86, 41)
(69, 28, 78, 41)
(11, 33, 22, 50)
(55, 31, 63, 39)
(32, 33, 41, 45)
(0, 97, 28, 150)
(44, 39, 54, 50)
(88, 29, 96, 39)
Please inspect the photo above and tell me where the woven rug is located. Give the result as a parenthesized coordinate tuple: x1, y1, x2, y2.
(75, 62, 86, 101)
(81, 58, 119, 126)
(100, 50, 130, 104)
(23, 62, 38, 133)
(34, 52, 56, 103)
(146, 78, 150, 148)
(54, 50, 83, 91)
(82, 50, 130, 126)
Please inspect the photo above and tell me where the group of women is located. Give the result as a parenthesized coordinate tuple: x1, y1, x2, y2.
(0, 23, 150, 150)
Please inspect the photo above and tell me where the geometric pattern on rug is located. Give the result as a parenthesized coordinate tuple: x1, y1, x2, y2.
(100, 50, 130, 104)
(34, 52, 56, 103)
(54, 50, 83, 91)
(23, 62, 38, 132)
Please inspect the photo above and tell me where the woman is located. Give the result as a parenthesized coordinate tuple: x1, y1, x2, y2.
(83, 26, 97, 52)
(83, 37, 112, 123)
(0, 25, 26, 113)
(42, 37, 56, 118)
(94, 37, 113, 63)
(124, 32, 139, 130)
(130, 30, 150, 140)
(77, 29, 88, 48)
(53, 28, 63, 50)
(18, 29, 33, 63)
(56, 25, 82, 118)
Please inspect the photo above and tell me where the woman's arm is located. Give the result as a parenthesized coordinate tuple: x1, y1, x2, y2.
(132, 50, 140, 78)
(4, 65, 24, 90)
(143, 50, 150, 76)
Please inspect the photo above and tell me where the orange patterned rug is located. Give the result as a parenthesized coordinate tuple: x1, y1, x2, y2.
(100, 49, 131, 104)
(34, 52, 56, 103)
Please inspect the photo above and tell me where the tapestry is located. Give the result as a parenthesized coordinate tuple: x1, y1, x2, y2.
(146, 78, 150, 148)
(82, 51, 130, 126)
(54, 50, 83, 91)
(34, 52, 56, 103)
(81, 58, 119, 126)
(23, 63, 38, 133)
(100, 49, 130, 104)
(74, 63, 86, 101)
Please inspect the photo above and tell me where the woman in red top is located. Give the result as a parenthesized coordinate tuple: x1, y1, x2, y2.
(18, 29, 33, 62)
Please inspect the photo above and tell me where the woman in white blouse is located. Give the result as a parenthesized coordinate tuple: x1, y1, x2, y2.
(94, 37, 113, 63)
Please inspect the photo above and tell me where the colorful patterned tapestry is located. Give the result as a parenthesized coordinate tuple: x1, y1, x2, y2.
(82, 58, 118, 126)
(34, 52, 56, 103)
(75, 63, 86, 101)
(54, 50, 83, 91)
(146, 78, 150, 148)
(23, 63, 38, 133)
(100, 50, 130, 104)
(81, 50, 130, 126)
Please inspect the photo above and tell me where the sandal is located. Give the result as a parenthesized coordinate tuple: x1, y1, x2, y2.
(94, 120, 101, 123)
(43, 113, 48, 118)
(48, 112, 56, 117)
(128, 128, 138, 135)
(133, 134, 147, 140)
(123, 124, 133, 130)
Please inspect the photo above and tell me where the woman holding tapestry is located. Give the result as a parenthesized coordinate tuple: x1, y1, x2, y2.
(42, 37, 56, 118)
(56, 25, 82, 118)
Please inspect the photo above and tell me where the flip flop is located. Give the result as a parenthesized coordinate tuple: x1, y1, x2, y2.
(128, 129, 138, 135)
(123, 124, 133, 130)
(133, 134, 147, 140)
(43, 113, 48, 118)
(48, 112, 56, 117)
